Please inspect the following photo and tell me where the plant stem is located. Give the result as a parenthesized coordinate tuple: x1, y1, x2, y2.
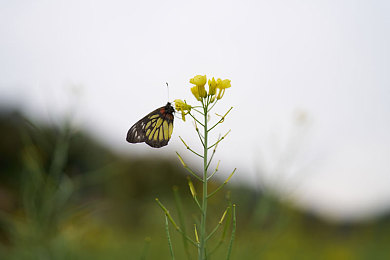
(165, 215, 175, 260)
(173, 187, 192, 260)
(199, 100, 208, 260)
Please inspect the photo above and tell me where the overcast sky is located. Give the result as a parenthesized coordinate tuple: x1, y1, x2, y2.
(1, 0, 389, 221)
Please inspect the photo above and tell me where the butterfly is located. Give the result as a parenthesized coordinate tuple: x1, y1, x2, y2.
(126, 102, 175, 148)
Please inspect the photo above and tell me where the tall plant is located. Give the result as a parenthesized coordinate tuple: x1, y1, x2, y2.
(156, 75, 236, 260)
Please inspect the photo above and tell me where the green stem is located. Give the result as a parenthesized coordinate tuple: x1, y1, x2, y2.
(207, 130, 231, 150)
(208, 168, 236, 199)
(173, 187, 192, 260)
(200, 99, 208, 260)
(207, 160, 220, 181)
(179, 136, 204, 158)
(188, 112, 205, 127)
(207, 99, 218, 113)
(165, 215, 175, 260)
(192, 108, 205, 115)
(176, 152, 203, 182)
(156, 198, 197, 246)
(226, 205, 236, 260)
(207, 107, 233, 132)
(196, 128, 205, 147)
(206, 135, 219, 170)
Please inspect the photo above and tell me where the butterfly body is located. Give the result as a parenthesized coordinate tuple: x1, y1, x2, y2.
(126, 102, 174, 148)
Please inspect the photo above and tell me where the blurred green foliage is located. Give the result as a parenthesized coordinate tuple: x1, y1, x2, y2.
(0, 108, 389, 259)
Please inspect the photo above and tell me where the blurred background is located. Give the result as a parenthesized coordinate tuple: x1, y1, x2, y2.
(1, 0, 390, 259)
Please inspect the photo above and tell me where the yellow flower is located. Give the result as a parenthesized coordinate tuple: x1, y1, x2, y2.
(190, 75, 207, 87)
(190, 75, 207, 100)
(175, 99, 191, 111)
(191, 86, 200, 101)
(216, 79, 231, 100)
(208, 77, 217, 96)
(219, 79, 231, 89)
(174, 99, 191, 121)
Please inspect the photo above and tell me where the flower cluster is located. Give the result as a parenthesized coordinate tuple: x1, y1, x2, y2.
(174, 99, 191, 121)
(175, 75, 231, 122)
(189, 75, 231, 102)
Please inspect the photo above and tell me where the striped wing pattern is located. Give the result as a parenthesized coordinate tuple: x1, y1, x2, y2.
(126, 103, 174, 148)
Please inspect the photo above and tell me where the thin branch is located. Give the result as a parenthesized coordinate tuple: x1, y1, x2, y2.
(179, 136, 204, 158)
(165, 215, 175, 260)
(206, 134, 220, 170)
(188, 112, 205, 128)
(207, 99, 218, 113)
(187, 177, 203, 211)
(208, 130, 231, 150)
(176, 152, 203, 182)
(176, 226, 198, 247)
(207, 95, 213, 107)
(206, 207, 229, 241)
(156, 198, 179, 229)
(194, 224, 200, 244)
(173, 187, 192, 260)
(226, 205, 237, 260)
(208, 168, 237, 198)
(195, 127, 205, 147)
(156, 198, 197, 247)
(208, 107, 233, 132)
(192, 108, 204, 115)
(207, 160, 220, 181)
(193, 195, 202, 211)
(209, 202, 232, 256)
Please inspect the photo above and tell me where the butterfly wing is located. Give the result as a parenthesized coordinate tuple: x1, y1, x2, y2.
(126, 103, 174, 148)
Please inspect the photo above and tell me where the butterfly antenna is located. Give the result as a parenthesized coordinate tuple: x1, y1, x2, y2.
(165, 82, 170, 102)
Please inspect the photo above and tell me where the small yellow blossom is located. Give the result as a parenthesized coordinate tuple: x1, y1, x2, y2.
(190, 75, 207, 87)
(219, 79, 231, 89)
(174, 99, 191, 121)
(216, 79, 231, 100)
(190, 86, 201, 101)
(190, 75, 207, 100)
(191, 86, 207, 101)
(208, 77, 217, 96)
(175, 99, 191, 111)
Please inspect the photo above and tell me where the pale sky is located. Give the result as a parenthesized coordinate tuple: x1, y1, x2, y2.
(1, 0, 389, 221)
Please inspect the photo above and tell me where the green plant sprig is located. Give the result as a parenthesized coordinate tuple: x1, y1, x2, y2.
(157, 75, 236, 260)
